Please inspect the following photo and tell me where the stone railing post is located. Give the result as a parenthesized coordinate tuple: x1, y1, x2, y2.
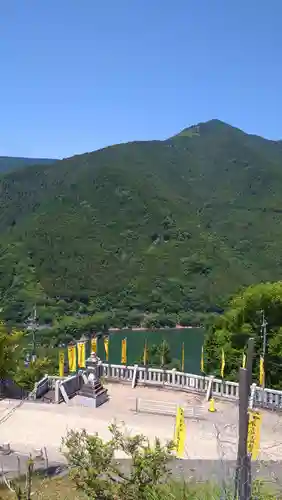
(33, 382, 39, 399)
(171, 368, 176, 387)
(60, 383, 69, 404)
(54, 380, 61, 404)
(132, 364, 138, 389)
(249, 383, 257, 409)
(135, 397, 140, 413)
(206, 375, 214, 401)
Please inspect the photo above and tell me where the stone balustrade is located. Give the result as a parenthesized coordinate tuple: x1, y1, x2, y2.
(254, 386, 282, 409)
(101, 363, 282, 411)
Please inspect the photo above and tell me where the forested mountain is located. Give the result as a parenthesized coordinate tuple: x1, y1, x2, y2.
(0, 156, 57, 174)
(1, 119, 282, 324)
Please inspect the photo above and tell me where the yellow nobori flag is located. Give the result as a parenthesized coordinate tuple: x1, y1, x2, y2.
(181, 342, 185, 372)
(121, 338, 127, 364)
(143, 340, 148, 366)
(221, 348, 225, 378)
(77, 342, 86, 368)
(91, 337, 97, 354)
(242, 352, 246, 369)
(59, 350, 65, 377)
(200, 345, 204, 373)
(174, 407, 186, 458)
(104, 337, 109, 361)
(161, 340, 165, 366)
(259, 356, 265, 386)
(247, 410, 262, 460)
(68, 345, 77, 373)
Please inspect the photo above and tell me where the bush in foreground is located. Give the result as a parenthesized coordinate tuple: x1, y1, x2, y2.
(1, 425, 280, 499)
(62, 423, 175, 499)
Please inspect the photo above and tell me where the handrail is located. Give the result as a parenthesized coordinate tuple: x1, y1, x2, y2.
(101, 363, 282, 411)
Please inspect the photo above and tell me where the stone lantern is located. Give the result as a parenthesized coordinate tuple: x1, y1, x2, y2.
(79, 352, 108, 408)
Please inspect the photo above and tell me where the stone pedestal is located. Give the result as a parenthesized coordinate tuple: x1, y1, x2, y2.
(79, 352, 108, 408)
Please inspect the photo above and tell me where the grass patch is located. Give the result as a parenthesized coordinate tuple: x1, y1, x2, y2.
(0, 475, 86, 499)
(0, 476, 280, 499)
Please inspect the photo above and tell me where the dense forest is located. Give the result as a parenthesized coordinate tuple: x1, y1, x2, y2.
(1, 119, 282, 330)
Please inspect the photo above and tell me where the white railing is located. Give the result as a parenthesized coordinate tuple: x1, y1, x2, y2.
(102, 364, 209, 392)
(254, 386, 282, 409)
(211, 378, 239, 399)
(135, 398, 205, 419)
(101, 363, 282, 411)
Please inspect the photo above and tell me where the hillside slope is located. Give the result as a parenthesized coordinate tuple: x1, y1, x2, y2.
(1, 119, 282, 322)
(0, 156, 57, 174)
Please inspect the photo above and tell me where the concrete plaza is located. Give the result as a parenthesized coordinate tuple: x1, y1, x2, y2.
(0, 383, 281, 463)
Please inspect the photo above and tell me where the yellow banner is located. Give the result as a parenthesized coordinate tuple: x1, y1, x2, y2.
(174, 407, 186, 458)
(77, 342, 86, 368)
(59, 350, 65, 377)
(201, 345, 204, 373)
(121, 338, 127, 364)
(242, 352, 246, 369)
(247, 410, 262, 460)
(259, 356, 265, 386)
(161, 340, 165, 366)
(174, 411, 180, 442)
(181, 342, 185, 372)
(68, 345, 77, 373)
(104, 337, 109, 361)
(143, 340, 147, 366)
(91, 337, 97, 354)
(221, 348, 225, 378)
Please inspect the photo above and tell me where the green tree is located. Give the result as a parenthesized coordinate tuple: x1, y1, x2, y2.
(63, 423, 174, 500)
(205, 281, 282, 387)
(144, 314, 176, 329)
(51, 312, 112, 344)
(138, 341, 180, 370)
(14, 357, 51, 391)
(0, 322, 23, 395)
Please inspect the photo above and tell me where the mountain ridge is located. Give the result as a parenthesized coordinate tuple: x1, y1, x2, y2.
(0, 156, 58, 174)
(2, 119, 279, 167)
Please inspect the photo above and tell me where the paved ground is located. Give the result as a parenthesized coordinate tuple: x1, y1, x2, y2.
(0, 383, 282, 479)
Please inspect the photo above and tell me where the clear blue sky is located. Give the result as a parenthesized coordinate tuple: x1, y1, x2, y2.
(1, 1, 281, 158)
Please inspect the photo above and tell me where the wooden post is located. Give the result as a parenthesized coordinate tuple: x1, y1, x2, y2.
(234, 338, 254, 500)
(246, 338, 254, 398)
(238, 369, 250, 499)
